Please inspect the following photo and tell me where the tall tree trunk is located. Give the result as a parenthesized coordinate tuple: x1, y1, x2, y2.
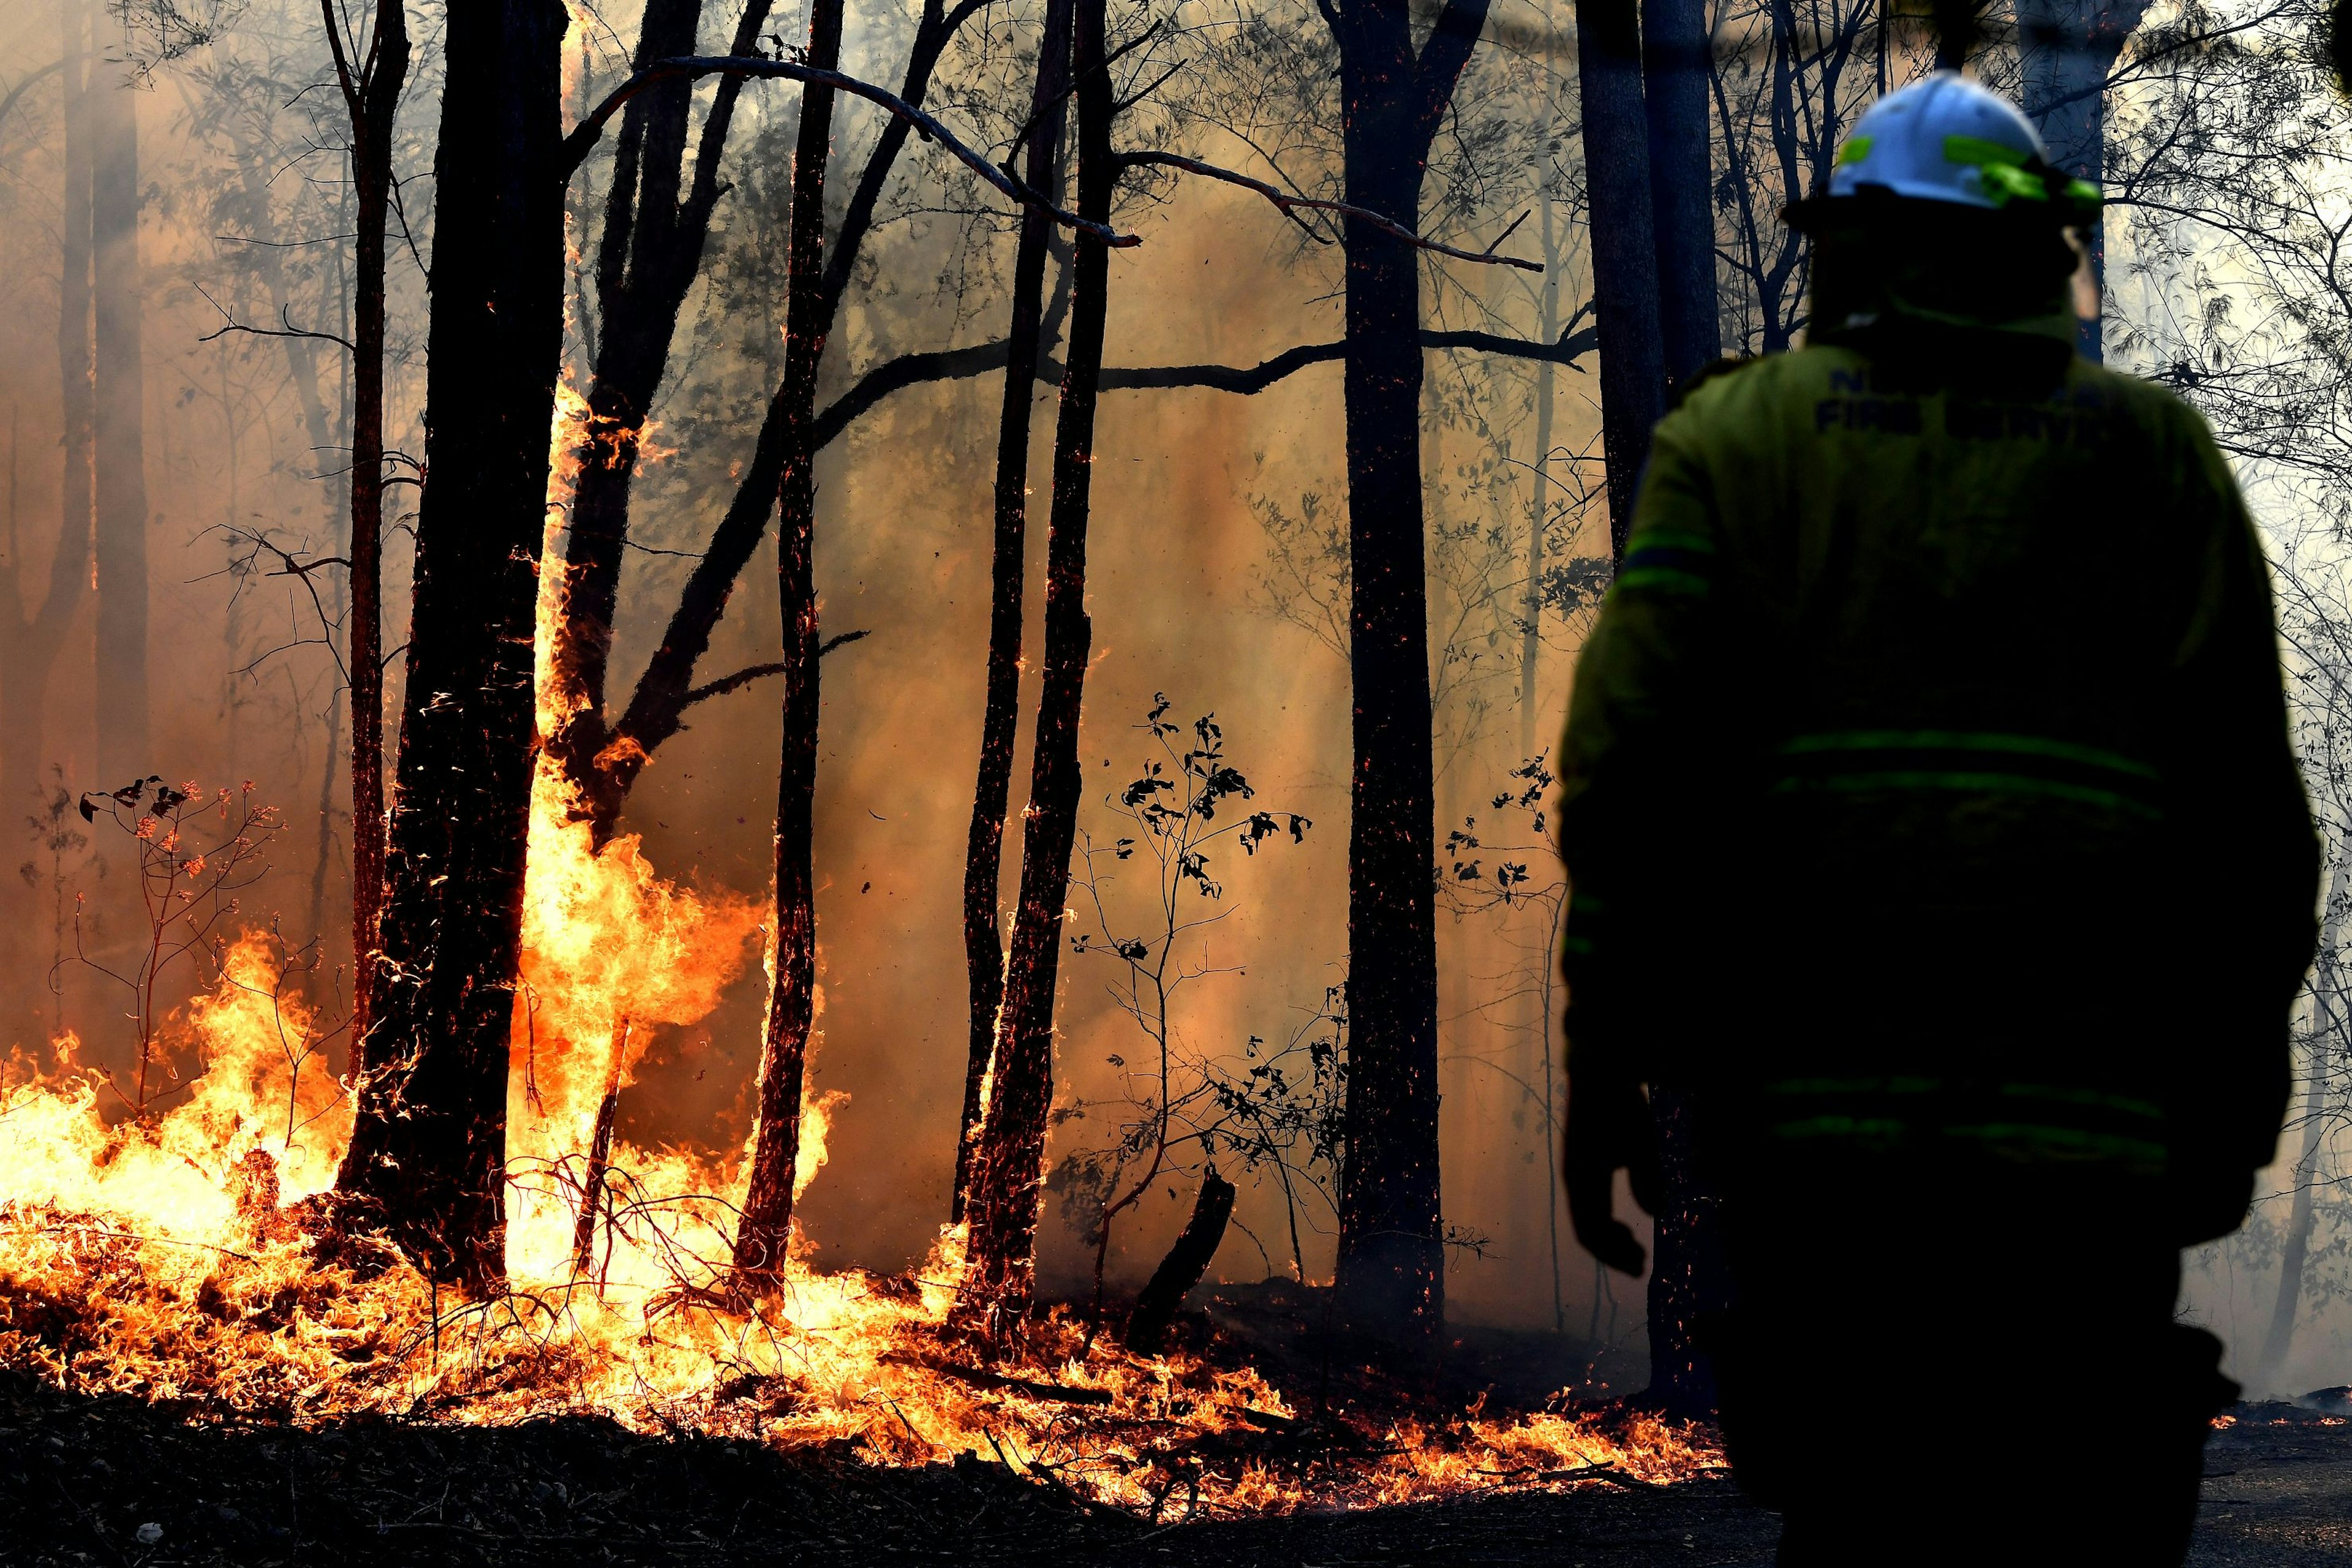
(10, 3, 92, 821)
(2258, 862, 2346, 1389)
(733, 0, 848, 1285)
(1573, 0, 1665, 549)
(1642, 0, 1720, 391)
(545, 0, 774, 808)
(2016, 0, 2147, 361)
(335, 0, 410, 1074)
(1638, 0, 1728, 1419)
(336, 0, 570, 1294)
(957, 0, 1114, 1330)
(954, 0, 1076, 1227)
(1325, 0, 1490, 1342)
(89, 24, 148, 782)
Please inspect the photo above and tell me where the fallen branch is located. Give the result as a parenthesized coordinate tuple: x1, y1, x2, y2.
(880, 1352, 1116, 1406)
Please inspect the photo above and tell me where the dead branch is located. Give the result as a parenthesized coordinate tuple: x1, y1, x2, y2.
(1118, 151, 1542, 271)
(678, 629, 870, 711)
(880, 1352, 1117, 1406)
(559, 55, 1134, 247)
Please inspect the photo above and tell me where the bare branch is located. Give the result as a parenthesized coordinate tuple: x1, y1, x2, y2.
(559, 55, 1136, 248)
(1121, 151, 1542, 271)
(679, 629, 872, 710)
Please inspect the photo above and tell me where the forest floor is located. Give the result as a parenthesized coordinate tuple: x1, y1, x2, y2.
(2, 1297, 2348, 1567)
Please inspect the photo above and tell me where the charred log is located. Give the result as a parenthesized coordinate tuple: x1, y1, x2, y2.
(1125, 1173, 1236, 1354)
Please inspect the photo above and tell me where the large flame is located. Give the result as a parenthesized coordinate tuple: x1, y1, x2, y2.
(0, 399, 1722, 1513)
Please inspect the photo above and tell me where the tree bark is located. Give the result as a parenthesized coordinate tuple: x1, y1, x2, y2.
(544, 0, 774, 802)
(957, 0, 1114, 1331)
(2016, 0, 2147, 361)
(1574, 0, 1665, 549)
(1124, 1172, 1235, 1353)
(334, 0, 410, 1075)
(1325, 0, 1490, 1343)
(1642, 0, 1720, 391)
(954, 0, 1075, 1227)
(336, 0, 571, 1295)
(89, 21, 148, 782)
(733, 0, 848, 1286)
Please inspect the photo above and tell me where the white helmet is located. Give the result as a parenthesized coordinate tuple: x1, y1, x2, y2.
(1794, 72, 2100, 227)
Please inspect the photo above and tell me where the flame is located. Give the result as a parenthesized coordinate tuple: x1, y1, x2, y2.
(0, 512, 1723, 1515)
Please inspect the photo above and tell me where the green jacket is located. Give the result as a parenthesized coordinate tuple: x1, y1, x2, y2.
(1558, 331, 2318, 1186)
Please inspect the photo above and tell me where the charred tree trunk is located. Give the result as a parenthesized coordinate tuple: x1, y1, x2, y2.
(954, 0, 1076, 1227)
(1639, 0, 1728, 1419)
(1642, 0, 1719, 392)
(89, 26, 148, 782)
(1574, 0, 1665, 549)
(562, 0, 981, 845)
(2016, 0, 2147, 361)
(957, 0, 1114, 1330)
(545, 0, 774, 808)
(1325, 0, 1490, 1342)
(330, 0, 410, 1072)
(1125, 1172, 1235, 1354)
(336, 0, 570, 1294)
(733, 0, 848, 1286)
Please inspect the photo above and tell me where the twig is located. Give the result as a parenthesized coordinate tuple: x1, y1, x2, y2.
(880, 1351, 1115, 1406)
(194, 285, 358, 352)
(1119, 151, 1542, 271)
(560, 56, 1134, 247)
(678, 630, 870, 710)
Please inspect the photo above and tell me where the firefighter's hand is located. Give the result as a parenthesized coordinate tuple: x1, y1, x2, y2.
(1565, 1073, 1661, 1278)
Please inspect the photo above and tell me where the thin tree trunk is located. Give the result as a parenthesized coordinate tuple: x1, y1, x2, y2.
(89, 24, 148, 783)
(957, 0, 1114, 1330)
(1326, 0, 1491, 1342)
(1573, 0, 1665, 548)
(335, 0, 410, 1073)
(954, 0, 1076, 1227)
(2016, 0, 2147, 362)
(733, 0, 848, 1286)
(336, 0, 570, 1294)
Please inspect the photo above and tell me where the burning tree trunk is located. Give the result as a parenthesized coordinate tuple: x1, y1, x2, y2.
(1324, 0, 1493, 1341)
(954, 0, 1076, 1227)
(958, 0, 1114, 1331)
(543, 0, 773, 814)
(89, 19, 148, 782)
(733, 0, 849, 1286)
(1124, 1172, 1235, 1354)
(336, 0, 571, 1294)
(322, 0, 410, 1070)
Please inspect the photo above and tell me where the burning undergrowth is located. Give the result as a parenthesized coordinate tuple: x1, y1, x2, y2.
(0, 766, 1719, 1522)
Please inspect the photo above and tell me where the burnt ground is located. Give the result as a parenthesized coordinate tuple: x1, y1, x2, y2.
(3, 1366, 2348, 1568)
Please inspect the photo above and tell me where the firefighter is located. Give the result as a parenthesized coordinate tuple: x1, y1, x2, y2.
(1557, 74, 2319, 1564)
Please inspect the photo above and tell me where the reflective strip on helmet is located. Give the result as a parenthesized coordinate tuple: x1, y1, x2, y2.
(1943, 134, 2052, 206)
(1836, 135, 1875, 165)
